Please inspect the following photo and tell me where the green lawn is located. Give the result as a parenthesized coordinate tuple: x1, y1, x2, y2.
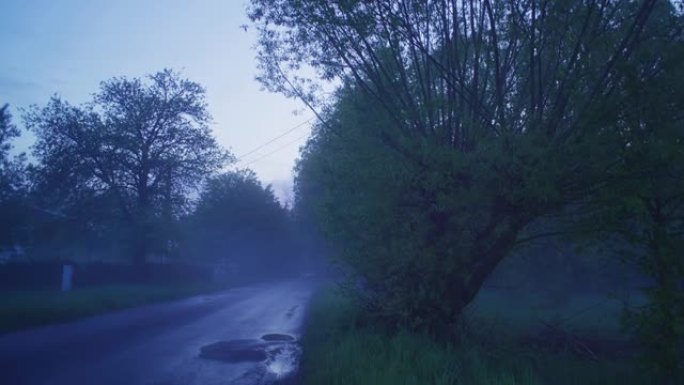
(0, 283, 227, 334)
(298, 288, 653, 385)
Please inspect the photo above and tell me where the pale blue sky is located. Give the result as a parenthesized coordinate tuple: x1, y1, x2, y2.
(0, 0, 311, 201)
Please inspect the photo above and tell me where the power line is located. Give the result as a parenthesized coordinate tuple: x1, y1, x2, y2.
(236, 117, 313, 160)
(237, 131, 311, 167)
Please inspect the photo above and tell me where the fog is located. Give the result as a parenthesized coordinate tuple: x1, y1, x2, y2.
(2, 1, 684, 384)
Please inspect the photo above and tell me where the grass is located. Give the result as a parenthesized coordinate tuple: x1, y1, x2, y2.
(0, 283, 228, 334)
(298, 288, 654, 385)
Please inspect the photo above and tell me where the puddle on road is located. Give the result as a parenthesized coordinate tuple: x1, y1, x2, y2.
(261, 333, 295, 342)
(198, 333, 301, 382)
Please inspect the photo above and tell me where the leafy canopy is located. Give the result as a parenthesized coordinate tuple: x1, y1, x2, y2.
(257, 0, 667, 332)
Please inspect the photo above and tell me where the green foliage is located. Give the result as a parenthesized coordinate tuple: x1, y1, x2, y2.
(295, 79, 622, 333)
(261, 0, 671, 334)
(182, 169, 302, 275)
(572, 7, 684, 379)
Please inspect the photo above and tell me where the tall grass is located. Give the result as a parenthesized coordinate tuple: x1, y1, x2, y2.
(299, 288, 654, 385)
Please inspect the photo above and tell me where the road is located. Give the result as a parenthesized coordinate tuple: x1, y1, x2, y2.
(0, 279, 315, 385)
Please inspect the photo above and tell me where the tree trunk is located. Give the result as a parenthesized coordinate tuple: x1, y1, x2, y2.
(134, 161, 151, 268)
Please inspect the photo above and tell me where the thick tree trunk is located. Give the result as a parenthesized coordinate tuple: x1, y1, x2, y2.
(134, 162, 151, 268)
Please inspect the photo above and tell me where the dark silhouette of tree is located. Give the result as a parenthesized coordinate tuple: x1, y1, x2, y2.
(24, 70, 231, 265)
(0, 105, 19, 162)
(0, 104, 26, 253)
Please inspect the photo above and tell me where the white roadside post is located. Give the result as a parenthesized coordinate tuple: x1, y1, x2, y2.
(61, 264, 74, 292)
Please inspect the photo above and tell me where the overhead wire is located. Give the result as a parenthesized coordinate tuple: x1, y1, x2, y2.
(237, 131, 311, 167)
(228, 117, 314, 168)
(235, 117, 313, 161)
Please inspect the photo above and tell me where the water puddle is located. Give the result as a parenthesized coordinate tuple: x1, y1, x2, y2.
(198, 333, 301, 382)
(261, 333, 295, 342)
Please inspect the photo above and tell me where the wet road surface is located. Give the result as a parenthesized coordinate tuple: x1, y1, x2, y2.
(0, 280, 315, 385)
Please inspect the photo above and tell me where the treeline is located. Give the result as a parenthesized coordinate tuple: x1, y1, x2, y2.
(250, 0, 683, 380)
(0, 70, 306, 282)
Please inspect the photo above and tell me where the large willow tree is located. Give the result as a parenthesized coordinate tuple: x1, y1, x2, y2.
(251, 0, 670, 332)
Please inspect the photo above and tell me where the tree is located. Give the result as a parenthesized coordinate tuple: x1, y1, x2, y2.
(255, 0, 665, 333)
(0, 105, 19, 162)
(183, 169, 301, 277)
(0, 104, 22, 202)
(24, 70, 230, 265)
(0, 104, 27, 253)
(576, 9, 684, 379)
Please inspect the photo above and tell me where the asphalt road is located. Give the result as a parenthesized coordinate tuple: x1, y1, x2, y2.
(0, 279, 315, 385)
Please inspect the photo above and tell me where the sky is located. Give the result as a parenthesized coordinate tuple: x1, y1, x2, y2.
(0, 0, 312, 203)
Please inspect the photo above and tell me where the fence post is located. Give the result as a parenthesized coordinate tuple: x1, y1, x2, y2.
(61, 264, 73, 292)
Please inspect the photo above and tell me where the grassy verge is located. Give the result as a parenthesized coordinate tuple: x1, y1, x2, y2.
(0, 283, 228, 334)
(299, 288, 652, 385)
